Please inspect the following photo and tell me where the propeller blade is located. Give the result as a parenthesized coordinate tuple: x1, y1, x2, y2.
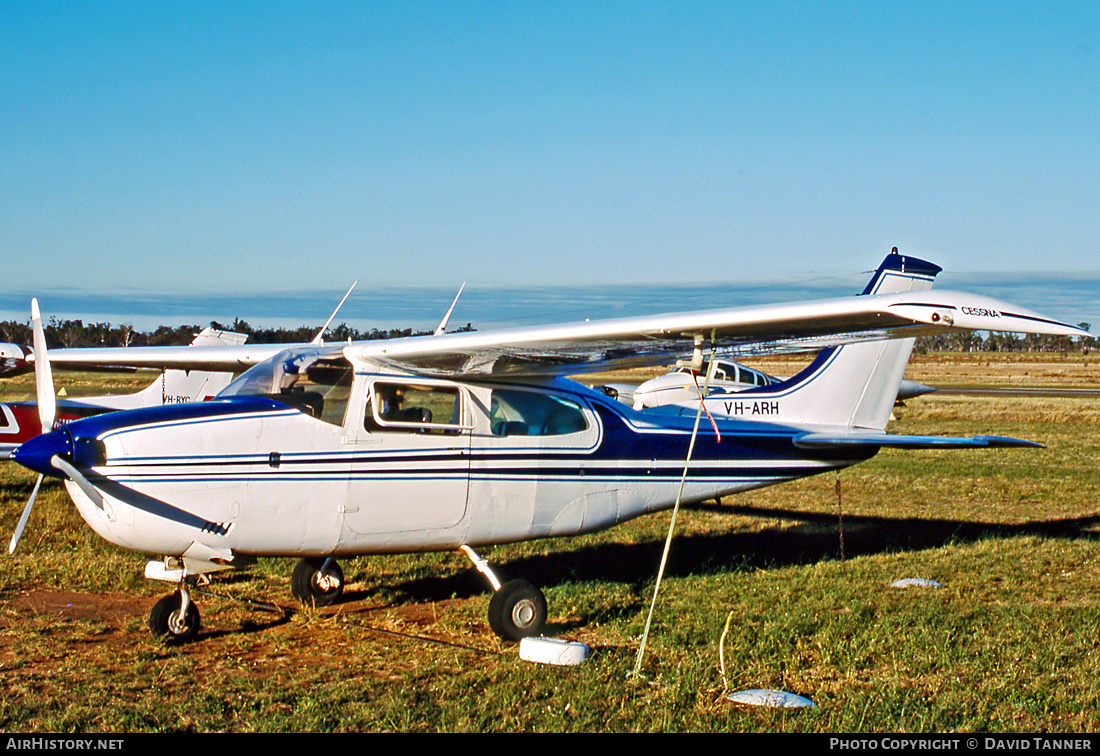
(50, 455, 107, 511)
(8, 474, 43, 555)
(30, 299, 56, 434)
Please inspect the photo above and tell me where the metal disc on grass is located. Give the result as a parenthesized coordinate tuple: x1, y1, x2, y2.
(725, 689, 815, 708)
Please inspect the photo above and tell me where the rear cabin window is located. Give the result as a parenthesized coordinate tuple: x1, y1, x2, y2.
(490, 389, 588, 437)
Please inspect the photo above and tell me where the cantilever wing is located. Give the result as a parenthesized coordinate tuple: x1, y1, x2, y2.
(344, 289, 1087, 378)
(23, 286, 1087, 379)
(40, 343, 298, 373)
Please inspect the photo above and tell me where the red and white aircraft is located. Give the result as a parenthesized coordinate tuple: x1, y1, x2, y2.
(0, 327, 247, 458)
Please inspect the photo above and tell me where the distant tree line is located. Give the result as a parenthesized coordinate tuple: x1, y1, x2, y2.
(0, 316, 1090, 354)
(913, 323, 1093, 354)
(0, 318, 477, 349)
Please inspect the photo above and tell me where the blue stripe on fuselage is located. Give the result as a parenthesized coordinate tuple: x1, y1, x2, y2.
(585, 401, 874, 465)
(58, 396, 294, 440)
(59, 385, 872, 482)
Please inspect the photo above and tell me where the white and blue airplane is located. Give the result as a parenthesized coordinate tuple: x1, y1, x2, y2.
(5, 254, 1088, 642)
(603, 358, 936, 412)
(611, 257, 943, 412)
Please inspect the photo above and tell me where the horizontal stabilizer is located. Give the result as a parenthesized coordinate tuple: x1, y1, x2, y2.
(793, 432, 1044, 450)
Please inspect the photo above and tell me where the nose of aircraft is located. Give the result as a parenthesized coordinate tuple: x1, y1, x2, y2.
(0, 343, 32, 377)
(10, 429, 72, 478)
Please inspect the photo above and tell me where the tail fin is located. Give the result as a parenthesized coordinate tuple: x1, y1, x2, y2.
(85, 328, 247, 410)
(710, 252, 940, 430)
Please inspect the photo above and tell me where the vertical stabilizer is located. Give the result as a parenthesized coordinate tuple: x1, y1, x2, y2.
(716, 253, 940, 430)
(87, 328, 247, 410)
(843, 253, 941, 428)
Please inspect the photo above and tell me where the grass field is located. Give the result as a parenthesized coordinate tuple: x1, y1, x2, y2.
(1, 354, 1099, 732)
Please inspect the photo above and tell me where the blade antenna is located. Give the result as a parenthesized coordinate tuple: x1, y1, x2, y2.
(434, 282, 466, 336)
(632, 329, 718, 679)
(312, 281, 358, 344)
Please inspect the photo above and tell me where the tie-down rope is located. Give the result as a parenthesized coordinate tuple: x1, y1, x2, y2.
(632, 332, 719, 679)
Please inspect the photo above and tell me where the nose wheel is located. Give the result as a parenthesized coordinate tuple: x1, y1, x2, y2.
(148, 588, 201, 643)
(291, 558, 345, 607)
(487, 578, 547, 641)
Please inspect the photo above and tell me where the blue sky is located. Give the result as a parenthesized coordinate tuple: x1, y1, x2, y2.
(3, 2, 1099, 301)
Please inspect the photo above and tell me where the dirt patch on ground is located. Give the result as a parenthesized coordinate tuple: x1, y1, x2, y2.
(2, 588, 149, 625)
(0, 585, 502, 678)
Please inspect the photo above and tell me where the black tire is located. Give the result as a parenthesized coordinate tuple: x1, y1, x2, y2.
(291, 558, 344, 607)
(148, 592, 201, 643)
(487, 579, 546, 641)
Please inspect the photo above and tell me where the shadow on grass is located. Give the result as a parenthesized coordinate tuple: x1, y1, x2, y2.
(379, 504, 1100, 605)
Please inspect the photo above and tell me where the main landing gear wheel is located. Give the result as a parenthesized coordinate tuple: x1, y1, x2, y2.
(488, 579, 547, 642)
(148, 591, 201, 643)
(291, 558, 344, 607)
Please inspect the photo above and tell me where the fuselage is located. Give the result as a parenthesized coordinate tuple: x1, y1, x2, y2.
(13, 373, 874, 562)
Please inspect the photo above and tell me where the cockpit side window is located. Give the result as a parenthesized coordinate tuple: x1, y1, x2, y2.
(366, 382, 464, 433)
(490, 389, 588, 437)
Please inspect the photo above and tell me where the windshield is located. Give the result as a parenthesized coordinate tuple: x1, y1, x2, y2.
(220, 351, 306, 397)
(219, 349, 353, 426)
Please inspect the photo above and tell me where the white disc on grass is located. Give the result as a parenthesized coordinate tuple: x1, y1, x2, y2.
(518, 636, 590, 666)
(890, 578, 943, 589)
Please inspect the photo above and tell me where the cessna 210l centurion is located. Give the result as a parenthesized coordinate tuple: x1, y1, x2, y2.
(6, 253, 1088, 642)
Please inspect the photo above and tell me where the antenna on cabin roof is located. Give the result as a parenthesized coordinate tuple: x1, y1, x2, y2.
(434, 282, 466, 336)
(312, 281, 358, 344)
